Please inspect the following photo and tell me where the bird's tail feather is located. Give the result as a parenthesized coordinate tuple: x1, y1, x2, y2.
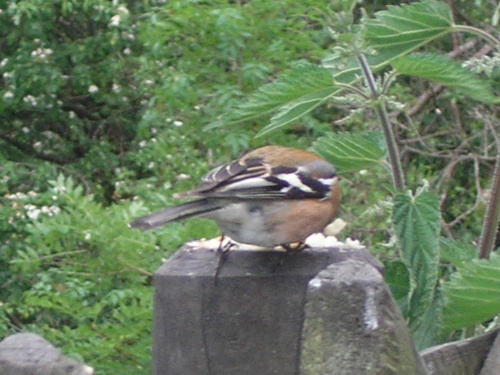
(130, 199, 222, 229)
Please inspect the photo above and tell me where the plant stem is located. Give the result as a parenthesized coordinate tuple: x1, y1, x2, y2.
(478, 155, 500, 259)
(356, 53, 405, 191)
(453, 25, 500, 48)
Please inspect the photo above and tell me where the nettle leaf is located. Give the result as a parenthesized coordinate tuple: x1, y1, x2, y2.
(312, 132, 386, 173)
(258, 86, 338, 136)
(392, 188, 441, 330)
(440, 237, 478, 267)
(322, 49, 393, 84)
(227, 64, 337, 126)
(392, 54, 499, 104)
(365, 0, 454, 60)
(412, 289, 444, 350)
(442, 252, 500, 332)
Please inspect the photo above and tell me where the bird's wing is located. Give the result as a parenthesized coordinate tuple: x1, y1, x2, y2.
(183, 156, 338, 201)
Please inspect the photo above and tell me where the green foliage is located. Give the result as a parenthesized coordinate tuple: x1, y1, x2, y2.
(224, 64, 338, 133)
(313, 132, 386, 174)
(392, 54, 499, 104)
(392, 187, 441, 330)
(2, 175, 164, 373)
(0, 0, 145, 199)
(440, 238, 478, 267)
(442, 253, 500, 332)
(364, 1, 454, 61)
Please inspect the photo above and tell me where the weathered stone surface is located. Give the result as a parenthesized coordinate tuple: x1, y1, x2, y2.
(421, 329, 499, 375)
(0, 333, 94, 375)
(300, 260, 429, 375)
(479, 329, 500, 375)
(153, 246, 383, 375)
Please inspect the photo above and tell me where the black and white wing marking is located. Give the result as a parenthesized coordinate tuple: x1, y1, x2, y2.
(268, 161, 338, 200)
(185, 157, 338, 201)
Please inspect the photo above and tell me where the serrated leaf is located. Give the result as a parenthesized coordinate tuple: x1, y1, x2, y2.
(392, 189, 441, 329)
(412, 289, 444, 349)
(227, 64, 336, 125)
(322, 48, 403, 83)
(392, 54, 499, 104)
(442, 252, 500, 332)
(365, 1, 454, 60)
(257, 87, 338, 136)
(312, 132, 386, 173)
(440, 237, 478, 267)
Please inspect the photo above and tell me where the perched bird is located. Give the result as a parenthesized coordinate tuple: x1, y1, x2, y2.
(130, 145, 341, 249)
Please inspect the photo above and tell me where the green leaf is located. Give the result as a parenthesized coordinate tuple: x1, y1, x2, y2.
(365, 1, 454, 60)
(227, 64, 337, 125)
(257, 86, 338, 136)
(392, 54, 500, 104)
(440, 238, 478, 267)
(392, 188, 441, 330)
(312, 132, 386, 173)
(442, 252, 500, 332)
(411, 289, 445, 350)
(384, 260, 410, 307)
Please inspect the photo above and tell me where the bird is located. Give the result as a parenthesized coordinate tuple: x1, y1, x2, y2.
(130, 145, 341, 249)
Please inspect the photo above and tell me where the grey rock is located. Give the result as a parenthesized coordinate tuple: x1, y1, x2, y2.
(0, 333, 93, 375)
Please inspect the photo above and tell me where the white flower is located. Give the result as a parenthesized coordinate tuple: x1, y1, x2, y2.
(112, 84, 121, 93)
(26, 207, 41, 220)
(117, 6, 129, 15)
(139, 140, 147, 147)
(173, 120, 183, 127)
(88, 85, 99, 93)
(110, 14, 121, 26)
(23, 95, 37, 106)
(124, 32, 136, 41)
(22, 127, 30, 134)
(31, 48, 53, 61)
(123, 48, 131, 55)
(3, 91, 14, 99)
(0, 58, 8, 68)
(148, 162, 155, 169)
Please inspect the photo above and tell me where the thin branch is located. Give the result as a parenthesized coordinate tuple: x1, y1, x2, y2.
(356, 52, 405, 191)
(478, 116, 500, 259)
(453, 24, 500, 47)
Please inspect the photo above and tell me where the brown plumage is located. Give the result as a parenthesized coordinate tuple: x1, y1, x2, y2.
(130, 146, 341, 248)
